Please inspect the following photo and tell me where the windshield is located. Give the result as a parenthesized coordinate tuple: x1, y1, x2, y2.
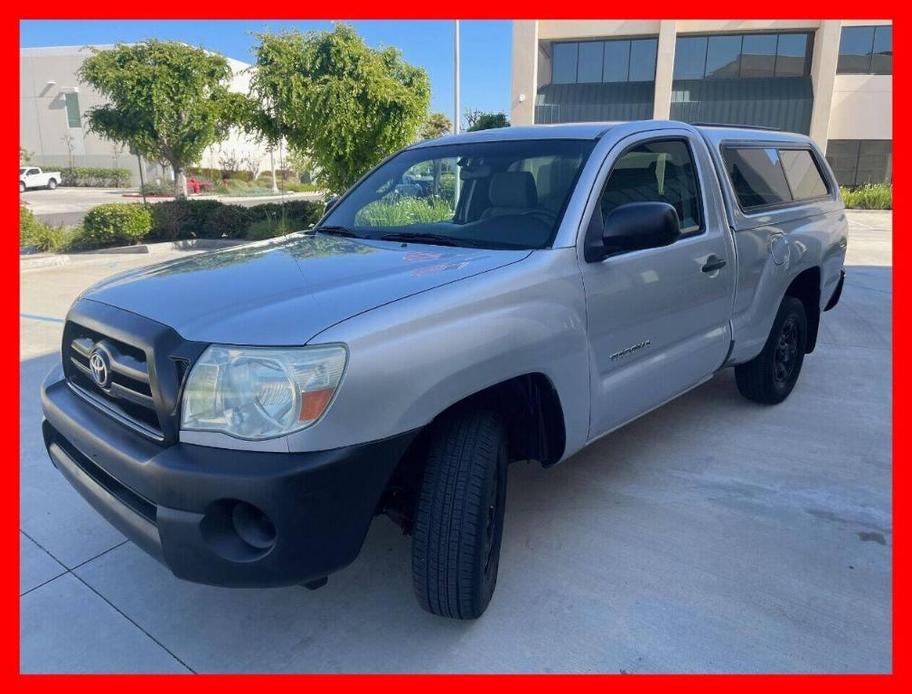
(320, 139, 595, 249)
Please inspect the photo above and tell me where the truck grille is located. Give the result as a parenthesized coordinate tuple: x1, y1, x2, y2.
(61, 300, 207, 445)
(65, 323, 164, 440)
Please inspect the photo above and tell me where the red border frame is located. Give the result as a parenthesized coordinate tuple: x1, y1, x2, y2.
(8, 6, 902, 686)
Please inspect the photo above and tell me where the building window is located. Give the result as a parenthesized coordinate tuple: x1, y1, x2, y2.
(826, 140, 893, 187)
(837, 25, 892, 75)
(64, 92, 81, 128)
(673, 32, 812, 80)
(549, 37, 658, 84)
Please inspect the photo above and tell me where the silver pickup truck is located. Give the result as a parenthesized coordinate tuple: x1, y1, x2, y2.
(41, 121, 847, 619)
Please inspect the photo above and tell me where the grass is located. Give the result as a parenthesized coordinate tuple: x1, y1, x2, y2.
(355, 196, 454, 227)
(841, 183, 892, 210)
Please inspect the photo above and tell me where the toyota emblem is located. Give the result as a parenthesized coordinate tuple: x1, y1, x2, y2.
(89, 348, 110, 388)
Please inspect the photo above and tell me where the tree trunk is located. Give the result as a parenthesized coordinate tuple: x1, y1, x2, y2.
(173, 166, 188, 199)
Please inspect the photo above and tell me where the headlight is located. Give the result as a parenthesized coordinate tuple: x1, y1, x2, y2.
(180, 344, 347, 440)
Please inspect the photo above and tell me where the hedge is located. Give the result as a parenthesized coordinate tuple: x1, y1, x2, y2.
(187, 167, 254, 182)
(82, 204, 153, 248)
(840, 183, 892, 210)
(61, 167, 132, 188)
(148, 198, 324, 241)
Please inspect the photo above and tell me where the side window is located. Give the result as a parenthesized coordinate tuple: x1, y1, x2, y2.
(724, 148, 791, 210)
(599, 139, 703, 235)
(779, 149, 829, 201)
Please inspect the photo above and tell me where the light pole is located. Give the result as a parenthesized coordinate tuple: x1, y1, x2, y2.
(453, 20, 460, 135)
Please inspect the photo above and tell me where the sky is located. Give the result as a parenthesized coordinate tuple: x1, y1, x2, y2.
(19, 20, 513, 121)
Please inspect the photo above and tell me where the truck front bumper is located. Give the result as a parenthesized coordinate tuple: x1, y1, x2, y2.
(41, 369, 416, 588)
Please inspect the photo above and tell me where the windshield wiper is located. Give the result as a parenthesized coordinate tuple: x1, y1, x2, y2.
(313, 225, 361, 238)
(379, 232, 463, 247)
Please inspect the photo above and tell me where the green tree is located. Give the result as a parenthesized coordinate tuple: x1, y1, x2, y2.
(464, 109, 510, 132)
(247, 25, 430, 193)
(419, 112, 453, 140)
(78, 41, 240, 198)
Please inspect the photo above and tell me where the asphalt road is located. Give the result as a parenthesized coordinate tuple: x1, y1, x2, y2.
(20, 186, 322, 228)
(19, 211, 892, 673)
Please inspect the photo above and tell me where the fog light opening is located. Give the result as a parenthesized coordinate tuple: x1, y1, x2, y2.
(231, 501, 277, 550)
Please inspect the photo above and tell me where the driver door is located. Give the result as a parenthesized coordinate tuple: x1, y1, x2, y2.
(581, 132, 735, 439)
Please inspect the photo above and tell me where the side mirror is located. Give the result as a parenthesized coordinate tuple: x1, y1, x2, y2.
(324, 195, 340, 213)
(585, 201, 681, 262)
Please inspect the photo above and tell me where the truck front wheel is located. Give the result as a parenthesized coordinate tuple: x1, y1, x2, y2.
(736, 296, 808, 404)
(411, 409, 508, 619)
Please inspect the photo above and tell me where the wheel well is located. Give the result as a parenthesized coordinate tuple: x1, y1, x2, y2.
(379, 373, 567, 531)
(785, 267, 821, 353)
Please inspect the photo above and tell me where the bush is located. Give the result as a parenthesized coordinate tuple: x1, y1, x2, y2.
(187, 166, 253, 182)
(149, 199, 222, 240)
(20, 206, 71, 252)
(61, 167, 132, 188)
(82, 203, 152, 247)
(246, 218, 296, 240)
(201, 204, 252, 239)
(841, 183, 892, 210)
(140, 181, 175, 196)
(355, 196, 453, 227)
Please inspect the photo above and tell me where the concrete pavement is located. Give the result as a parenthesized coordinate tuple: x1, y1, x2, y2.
(19, 210, 892, 673)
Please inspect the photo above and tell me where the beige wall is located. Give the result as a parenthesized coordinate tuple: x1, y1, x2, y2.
(512, 19, 893, 151)
(828, 75, 893, 140)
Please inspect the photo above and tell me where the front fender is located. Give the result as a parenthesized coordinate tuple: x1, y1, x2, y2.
(287, 249, 590, 459)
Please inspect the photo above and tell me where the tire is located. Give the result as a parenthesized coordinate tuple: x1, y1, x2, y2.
(47, 179, 57, 190)
(736, 296, 807, 404)
(19, 182, 25, 193)
(411, 409, 508, 619)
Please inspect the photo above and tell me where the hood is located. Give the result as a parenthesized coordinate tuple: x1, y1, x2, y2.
(83, 234, 531, 345)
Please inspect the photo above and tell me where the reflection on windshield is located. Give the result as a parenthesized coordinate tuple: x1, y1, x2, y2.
(322, 139, 595, 250)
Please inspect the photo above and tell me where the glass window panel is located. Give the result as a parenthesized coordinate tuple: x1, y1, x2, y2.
(64, 92, 81, 128)
(740, 34, 777, 78)
(601, 140, 703, 234)
(775, 33, 810, 77)
(629, 38, 658, 81)
(705, 35, 742, 78)
(779, 149, 829, 200)
(871, 25, 892, 74)
(674, 37, 708, 79)
(724, 148, 792, 209)
(602, 40, 630, 82)
(837, 26, 875, 74)
(577, 41, 604, 83)
(552, 42, 579, 84)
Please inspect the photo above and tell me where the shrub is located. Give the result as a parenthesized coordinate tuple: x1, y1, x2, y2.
(355, 196, 453, 227)
(841, 183, 892, 210)
(187, 166, 253, 182)
(247, 200, 325, 230)
(140, 181, 174, 196)
(149, 199, 223, 240)
(20, 206, 71, 252)
(61, 167, 132, 188)
(247, 217, 298, 241)
(82, 203, 152, 247)
(202, 204, 252, 239)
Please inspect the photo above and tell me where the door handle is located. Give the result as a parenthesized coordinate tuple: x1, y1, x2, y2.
(701, 256, 727, 273)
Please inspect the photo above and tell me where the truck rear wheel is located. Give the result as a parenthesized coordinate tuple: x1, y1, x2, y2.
(736, 296, 807, 404)
(411, 409, 508, 619)
(47, 178, 57, 190)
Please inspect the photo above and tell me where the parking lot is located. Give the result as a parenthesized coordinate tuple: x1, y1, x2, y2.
(19, 210, 892, 673)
